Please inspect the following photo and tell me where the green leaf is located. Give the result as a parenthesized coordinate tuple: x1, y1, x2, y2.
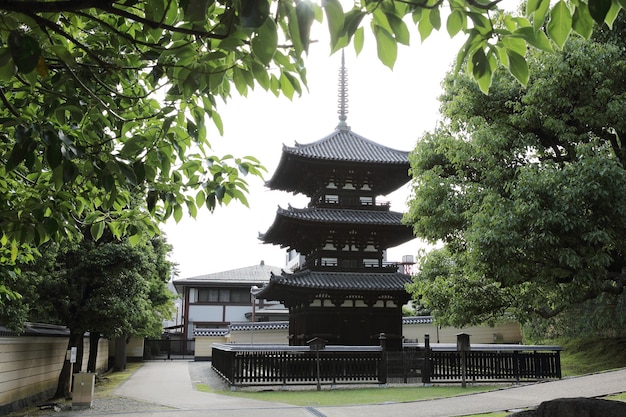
(323, 0, 345, 50)
(507, 50, 529, 85)
(250, 61, 270, 90)
(240, 0, 270, 28)
(296, 0, 315, 53)
(572, 3, 594, 38)
(469, 48, 494, 93)
(208, 109, 224, 135)
(173, 204, 183, 222)
(42, 217, 59, 236)
(183, 0, 210, 21)
(52, 164, 64, 190)
(129, 233, 142, 246)
(7, 30, 41, 74)
(6, 139, 32, 172)
(233, 67, 248, 96)
(603, 0, 621, 28)
(503, 33, 528, 56)
(46, 143, 63, 170)
(429, 6, 442, 31)
(446, 10, 465, 37)
(526, 0, 542, 15)
(530, 0, 550, 31)
(513, 27, 553, 53)
(547, 1, 572, 48)
(354, 27, 365, 55)
(387, 13, 410, 45)
(117, 161, 138, 185)
(251, 18, 278, 66)
(588, 0, 612, 25)
(90, 221, 105, 241)
(418, 9, 434, 41)
(0, 49, 15, 82)
(373, 25, 397, 69)
(342, 8, 366, 40)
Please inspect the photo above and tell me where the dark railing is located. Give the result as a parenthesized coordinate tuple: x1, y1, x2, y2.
(211, 337, 562, 387)
(211, 344, 383, 387)
(315, 199, 391, 211)
(304, 260, 401, 273)
(410, 339, 563, 383)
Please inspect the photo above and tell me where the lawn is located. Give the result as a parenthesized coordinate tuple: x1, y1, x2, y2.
(196, 383, 499, 406)
(559, 337, 626, 376)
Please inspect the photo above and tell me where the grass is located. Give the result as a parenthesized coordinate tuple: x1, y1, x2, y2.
(196, 383, 498, 406)
(559, 337, 626, 376)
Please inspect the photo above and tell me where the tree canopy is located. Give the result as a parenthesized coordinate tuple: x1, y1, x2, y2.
(2, 232, 174, 335)
(405, 16, 626, 327)
(0, 0, 619, 301)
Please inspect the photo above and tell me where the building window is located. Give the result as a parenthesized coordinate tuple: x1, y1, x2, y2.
(196, 288, 250, 304)
(197, 288, 219, 302)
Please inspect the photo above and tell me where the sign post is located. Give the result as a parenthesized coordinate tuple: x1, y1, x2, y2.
(307, 337, 327, 391)
(67, 347, 77, 395)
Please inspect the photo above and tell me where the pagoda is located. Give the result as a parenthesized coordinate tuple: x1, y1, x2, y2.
(256, 55, 414, 351)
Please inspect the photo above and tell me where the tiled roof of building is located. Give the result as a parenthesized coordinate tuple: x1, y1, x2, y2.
(230, 321, 290, 331)
(402, 316, 434, 325)
(265, 129, 410, 196)
(194, 328, 229, 337)
(260, 207, 414, 251)
(285, 129, 409, 164)
(173, 262, 283, 287)
(260, 270, 412, 294)
(275, 206, 405, 225)
(193, 317, 434, 337)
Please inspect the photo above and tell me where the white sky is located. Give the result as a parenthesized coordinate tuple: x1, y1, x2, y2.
(163, 16, 466, 279)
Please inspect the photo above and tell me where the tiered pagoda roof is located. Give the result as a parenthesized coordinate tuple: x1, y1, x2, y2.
(266, 129, 410, 197)
(258, 270, 413, 299)
(260, 206, 413, 252)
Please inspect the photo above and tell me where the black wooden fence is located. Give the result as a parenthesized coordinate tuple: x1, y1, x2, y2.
(211, 344, 383, 386)
(422, 344, 562, 383)
(210, 334, 562, 387)
(144, 337, 194, 360)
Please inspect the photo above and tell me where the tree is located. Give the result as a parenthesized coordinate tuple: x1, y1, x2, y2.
(10, 232, 174, 398)
(405, 15, 626, 328)
(0, 0, 619, 301)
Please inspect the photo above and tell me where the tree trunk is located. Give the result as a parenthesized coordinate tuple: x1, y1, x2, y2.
(87, 332, 100, 373)
(54, 331, 83, 399)
(113, 335, 128, 372)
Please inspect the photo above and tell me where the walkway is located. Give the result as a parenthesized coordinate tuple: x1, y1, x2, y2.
(109, 360, 626, 417)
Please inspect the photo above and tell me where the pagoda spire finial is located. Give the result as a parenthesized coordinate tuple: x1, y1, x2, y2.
(336, 50, 350, 131)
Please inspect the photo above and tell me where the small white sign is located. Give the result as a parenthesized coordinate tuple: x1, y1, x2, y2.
(70, 347, 77, 363)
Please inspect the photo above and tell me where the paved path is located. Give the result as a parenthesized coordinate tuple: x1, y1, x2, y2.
(107, 360, 626, 417)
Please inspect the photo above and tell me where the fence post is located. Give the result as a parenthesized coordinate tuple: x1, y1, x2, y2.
(456, 333, 470, 388)
(379, 333, 387, 384)
(423, 333, 431, 385)
(555, 350, 562, 379)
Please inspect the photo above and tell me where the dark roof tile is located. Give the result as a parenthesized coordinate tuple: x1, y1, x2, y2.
(285, 129, 409, 164)
(276, 206, 405, 225)
(260, 270, 412, 294)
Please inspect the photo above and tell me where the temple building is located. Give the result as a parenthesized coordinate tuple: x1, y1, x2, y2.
(256, 55, 415, 351)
